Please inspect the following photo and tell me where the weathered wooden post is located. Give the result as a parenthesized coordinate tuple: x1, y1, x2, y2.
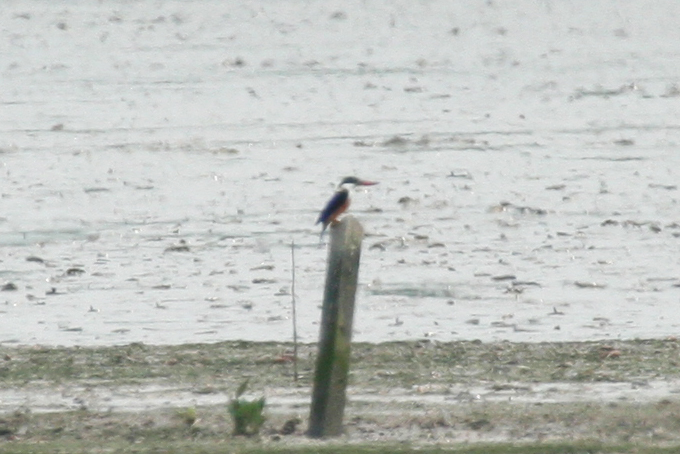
(307, 216, 364, 438)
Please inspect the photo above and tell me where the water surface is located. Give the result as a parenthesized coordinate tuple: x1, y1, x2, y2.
(2, 0, 680, 345)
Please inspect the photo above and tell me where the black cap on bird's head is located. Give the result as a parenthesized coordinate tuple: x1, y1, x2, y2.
(338, 176, 378, 187)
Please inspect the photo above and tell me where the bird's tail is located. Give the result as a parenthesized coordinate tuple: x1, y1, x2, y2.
(318, 223, 329, 243)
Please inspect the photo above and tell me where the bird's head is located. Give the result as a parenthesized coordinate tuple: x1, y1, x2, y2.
(338, 176, 378, 188)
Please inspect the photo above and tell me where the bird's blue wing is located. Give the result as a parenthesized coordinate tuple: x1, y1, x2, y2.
(316, 190, 349, 226)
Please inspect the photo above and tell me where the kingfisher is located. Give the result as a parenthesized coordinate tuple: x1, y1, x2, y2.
(316, 176, 378, 236)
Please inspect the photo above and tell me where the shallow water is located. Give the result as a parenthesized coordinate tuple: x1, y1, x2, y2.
(2, 0, 680, 346)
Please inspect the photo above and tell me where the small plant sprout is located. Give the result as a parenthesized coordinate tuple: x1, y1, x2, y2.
(175, 406, 198, 429)
(228, 379, 266, 437)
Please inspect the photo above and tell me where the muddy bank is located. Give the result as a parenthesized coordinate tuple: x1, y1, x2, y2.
(0, 339, 679, 449)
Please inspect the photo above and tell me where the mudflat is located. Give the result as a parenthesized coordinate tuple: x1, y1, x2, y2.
(0, 339, 679, 452)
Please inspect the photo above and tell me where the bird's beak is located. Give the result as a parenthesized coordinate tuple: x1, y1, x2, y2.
(358, 180, 378, 186)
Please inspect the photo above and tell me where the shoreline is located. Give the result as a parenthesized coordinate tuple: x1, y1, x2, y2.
(0, 338, 679, 450)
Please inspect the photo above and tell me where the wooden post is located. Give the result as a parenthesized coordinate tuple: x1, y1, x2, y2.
(307, 216, 364, 438)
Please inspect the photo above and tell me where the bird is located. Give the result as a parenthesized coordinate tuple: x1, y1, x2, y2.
(316, 176, 378, 236)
